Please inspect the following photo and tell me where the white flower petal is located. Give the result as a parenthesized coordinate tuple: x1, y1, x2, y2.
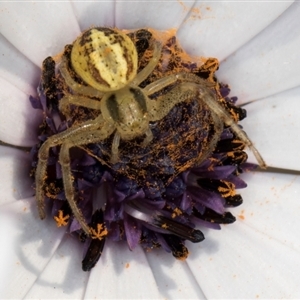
(85, 240, 161, 299)
(24, 235, 89, 299)
(217, 2, 300, 103)
(0, 2, 80, 66)
(0, 198, 65, 299)
(188, 224, 300, 299)
(73, 1, 115, 30)
(0, 33, 39, 95)
(147, 250, 206, 299)
(185, 171, 300, 299)
(241, 86, 300, 171)
(232, 171, 300, 252)
(177, 2, 291, 60)
(115, 1, 195, 29)
(187, 173, 300, 299)
(0, 146, 33, 206)
(0, 2, 299, 299)
(0, 78, 42, 146)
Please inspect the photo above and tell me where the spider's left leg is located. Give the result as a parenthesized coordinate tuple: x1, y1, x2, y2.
(144, 72, 211, 96)
(148, 81, 266, 168)
(144, 72, 266, 167)
(131, 41, 162, 86)
(58, 126, 115, 236)
(193, 84, 267, 168)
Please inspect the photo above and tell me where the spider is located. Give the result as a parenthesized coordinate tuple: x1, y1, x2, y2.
(35, 27, 266, 238)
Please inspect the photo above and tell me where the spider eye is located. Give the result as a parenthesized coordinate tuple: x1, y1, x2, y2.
(71, 27, 138, 92)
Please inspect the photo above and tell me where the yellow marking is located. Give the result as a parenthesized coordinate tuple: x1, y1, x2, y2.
(172, 207, 183, 218)
(54, 210, 70, 227)
(218, 181, 236, 198)
(90, 223, 108, 240)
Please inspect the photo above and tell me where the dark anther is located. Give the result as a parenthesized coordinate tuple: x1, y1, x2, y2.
(63, 44, 73, 58)
(197, 178, 235, 199)
(82, 209, 106, 272)
(214, 138, 245, 153)
(131, 29, 152, 59)
(222, 151, 248, 166)
(193, 207, 236, 224)
(225, 194, 243, 207)
(225, 102, 247, 121)
(162, 234, 189, 260)
(42, 56, 58, 110)
(154, 215, 205, 243)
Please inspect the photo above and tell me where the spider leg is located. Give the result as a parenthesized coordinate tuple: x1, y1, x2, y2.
(147, 81, 201, 121)
(194, 85, 267, 168)
(147, 81, 222, 165)
(144, 72, 210, 96)
(59, 95, 102, 118)
(111, 132, 121, 163)
(141, 127, 153, 147)
(131, 41, 162, 86)
(59, 127, 114, 235)
(35, 115, 115, 224)
(148, 81, 266, 168)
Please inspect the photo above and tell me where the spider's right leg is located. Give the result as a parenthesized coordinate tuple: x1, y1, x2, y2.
(146, 75, 266, 168)
(148, 82, 223, 165)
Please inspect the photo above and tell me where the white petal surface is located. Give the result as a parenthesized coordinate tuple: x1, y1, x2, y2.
(217, 2, 300, 103)
(0, 77, 42, 146)
(147, 249, 206, 299)
(0, 146, 33, 206)
(232, 171, 300, 253)
(186, 172, 300, 299)
(0, 33, 39, 95)
(115, 1, 195, 29)
(0, 2, 80, 66)
(241, 86, 300, 171)
(0, 1, 299, 299)
(24, 235, 89, 299)
(177, 2, 292, 60)
(85, 240, 161, 299)
(72, 1, 115, 30)
(0, 198, 66, 299)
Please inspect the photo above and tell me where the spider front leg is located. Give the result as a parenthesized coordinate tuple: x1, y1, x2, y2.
(131, 40, 162, 86)
(58, 129, 114, 235)
(35, 115, 115, 236)
(147, 82, 223, 164)
(59, 94, 102, 118)
(146, 74, 266, 168)
(36, 121, 98, 219)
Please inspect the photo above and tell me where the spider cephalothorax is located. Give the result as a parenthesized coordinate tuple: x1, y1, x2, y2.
(35, 27, 266, 239)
